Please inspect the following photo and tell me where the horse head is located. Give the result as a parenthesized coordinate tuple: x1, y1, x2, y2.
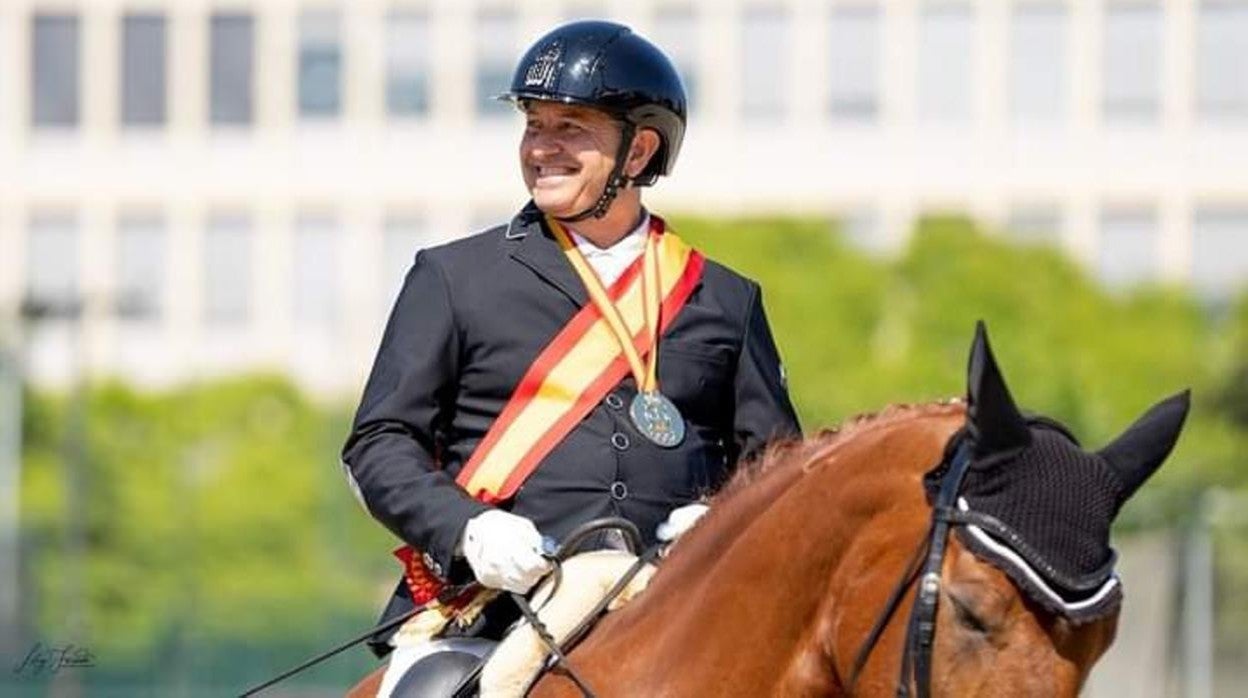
(895, 322, 1190, 696)
(527, 323, 1189, 697)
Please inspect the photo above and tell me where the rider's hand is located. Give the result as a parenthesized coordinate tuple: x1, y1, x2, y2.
(461, 510, 553, 593)
(656, 502, 709, 543)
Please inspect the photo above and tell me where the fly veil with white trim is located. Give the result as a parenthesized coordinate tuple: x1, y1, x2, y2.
(923, 324, 1190, 623)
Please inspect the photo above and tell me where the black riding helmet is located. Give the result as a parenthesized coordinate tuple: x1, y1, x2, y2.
(498, 20, 688, 222)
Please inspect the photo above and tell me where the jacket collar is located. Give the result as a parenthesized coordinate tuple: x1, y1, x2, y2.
(506, 201, 589, 307)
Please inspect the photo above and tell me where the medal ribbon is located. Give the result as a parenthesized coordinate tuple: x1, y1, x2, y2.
(547, 215, 663, 395)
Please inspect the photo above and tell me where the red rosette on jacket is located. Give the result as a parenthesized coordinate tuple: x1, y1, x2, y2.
(393, 545, 444, 607)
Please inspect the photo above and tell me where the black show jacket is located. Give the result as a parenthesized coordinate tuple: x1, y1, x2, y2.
(342, 205, 800, 591)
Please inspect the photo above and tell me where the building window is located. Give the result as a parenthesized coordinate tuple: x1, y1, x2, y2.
(1098, 207, 1158, 287)
(31, 14, 80, 127)
(298, 11, 342, 118)
(828, 4, 880, 121)
(117, 216, 165, 322)
(1103, 2, 1161, 124)
(1010, 2, 1067, 126)
(382, 216, 431, 313)
(386, 11, 430, 117)
(1192, 206, 1248, 299)
(26, 213, 79, 306)
(918, 3, 973, 124)
(1197, 0, 1248, 121)
(204, 215, 251, 326)
(1006, 205, 1063, 244)
(475, 10, 517, 119)
(293, 215, 338, 330)
(24, 214, 79, 379)
(653, 6, 699, 111)
(742, 7, 788, 122)
(121, 14, 167, 127)
(209, 14, 255, 126)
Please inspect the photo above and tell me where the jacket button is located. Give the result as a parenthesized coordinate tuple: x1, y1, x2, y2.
(421, 552, 443, 577)
(611, 432, 630, 450)
(610, 481, 629, 501)
(605, 393, 625, 409)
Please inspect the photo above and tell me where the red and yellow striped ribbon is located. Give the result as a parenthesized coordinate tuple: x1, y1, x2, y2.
(457, 214, 702, 501)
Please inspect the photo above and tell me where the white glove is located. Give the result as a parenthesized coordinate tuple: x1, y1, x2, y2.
(461, 510, 553, 593)
(656, 503, 710, 543)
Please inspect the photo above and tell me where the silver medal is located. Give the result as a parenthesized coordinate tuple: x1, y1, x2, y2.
(629, 391, 685, 448)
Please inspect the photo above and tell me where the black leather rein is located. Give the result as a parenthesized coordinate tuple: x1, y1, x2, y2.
(845, 437, 976, 698)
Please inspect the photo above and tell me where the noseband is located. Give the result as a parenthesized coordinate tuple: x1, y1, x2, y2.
(845, 435, 978, 697)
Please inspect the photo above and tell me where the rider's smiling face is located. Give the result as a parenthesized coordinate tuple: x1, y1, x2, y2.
(519, 101, 624, 219)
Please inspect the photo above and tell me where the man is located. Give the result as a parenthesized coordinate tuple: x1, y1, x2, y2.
(342, 20, 800, 695)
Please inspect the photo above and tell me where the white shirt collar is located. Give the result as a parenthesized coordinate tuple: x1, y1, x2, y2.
(566, 213, 650, 287)
(567, 212, 650, 255)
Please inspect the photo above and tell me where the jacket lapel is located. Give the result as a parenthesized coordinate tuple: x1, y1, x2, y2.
(508, 208, 589, 308)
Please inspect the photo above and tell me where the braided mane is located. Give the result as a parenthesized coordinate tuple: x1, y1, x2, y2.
(714, 400, 965, 503)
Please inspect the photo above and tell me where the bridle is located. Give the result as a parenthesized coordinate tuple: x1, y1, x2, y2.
(845, 434, 980, 698)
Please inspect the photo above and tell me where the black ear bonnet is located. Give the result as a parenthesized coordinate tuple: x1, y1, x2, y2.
(924, 322, 1190, 623)
(925, 422, 1125, 622)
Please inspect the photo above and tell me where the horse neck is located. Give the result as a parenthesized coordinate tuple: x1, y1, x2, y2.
(666, 407, 963, 587)
(586, 407, 964, 693)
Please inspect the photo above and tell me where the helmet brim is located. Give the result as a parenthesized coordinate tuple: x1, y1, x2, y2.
(495, 91, 630, 118)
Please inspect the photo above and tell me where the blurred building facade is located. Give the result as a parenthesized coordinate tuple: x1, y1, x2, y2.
(0, 0, 1246, 394)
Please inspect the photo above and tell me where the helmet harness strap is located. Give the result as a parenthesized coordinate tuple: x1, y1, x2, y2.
(556, 119, 637, 223)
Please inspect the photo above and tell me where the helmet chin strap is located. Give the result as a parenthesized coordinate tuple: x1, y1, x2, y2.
(555, 121, 637, 224)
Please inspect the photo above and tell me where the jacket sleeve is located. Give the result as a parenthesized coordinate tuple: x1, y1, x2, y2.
(341, 251, 490, 579)
(732, 283, 802, 461)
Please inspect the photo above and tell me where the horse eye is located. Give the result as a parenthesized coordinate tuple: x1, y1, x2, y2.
(949, 594, 990, 634)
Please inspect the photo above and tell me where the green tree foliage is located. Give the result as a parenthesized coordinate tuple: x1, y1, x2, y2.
(19, 376, 392, 689)
(1213, 296, 1248, 429)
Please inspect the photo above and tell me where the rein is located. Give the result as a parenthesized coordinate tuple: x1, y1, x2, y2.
(238, 518, 656, 698)
(844, 437, 975, 697)
(238, 603, 429, 696)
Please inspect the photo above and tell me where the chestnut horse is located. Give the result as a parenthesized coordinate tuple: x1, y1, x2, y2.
(353, 324, 1188, 697)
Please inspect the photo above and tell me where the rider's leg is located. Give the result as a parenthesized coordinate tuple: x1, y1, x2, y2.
(375, 599, 520, 698)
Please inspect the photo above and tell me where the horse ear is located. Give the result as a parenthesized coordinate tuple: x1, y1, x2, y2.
(1098, 390, 1191, 505)
(966, 321, 1031, 455)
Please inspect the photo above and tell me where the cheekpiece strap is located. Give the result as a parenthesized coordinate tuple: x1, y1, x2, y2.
(899, 437, 975, 698)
